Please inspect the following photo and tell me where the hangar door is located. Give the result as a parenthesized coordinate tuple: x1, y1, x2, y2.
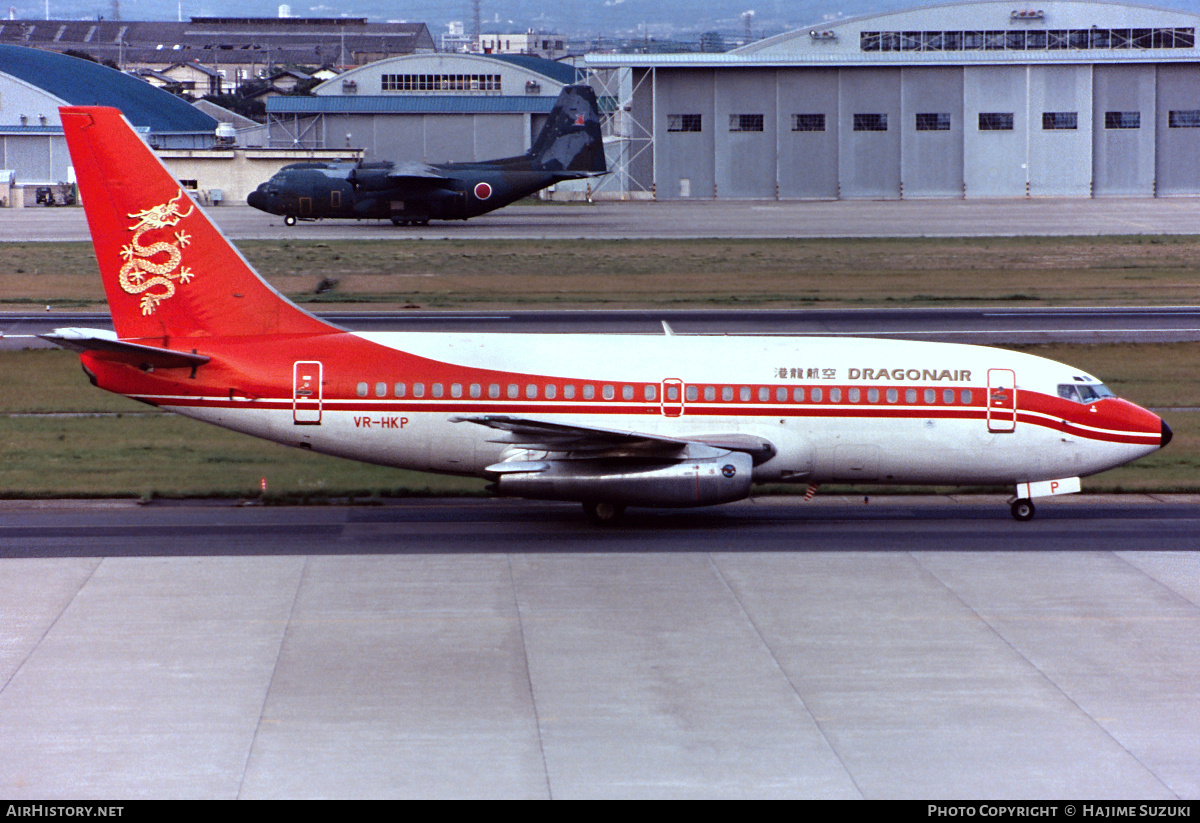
(777, 69, 839, 199)
(1093, 65, 1156, 197)
(1156, 65, 1200, 196)
(839, 69, 901, 199)
(900, 67, 964, 198)
(714, 69, 777, 198)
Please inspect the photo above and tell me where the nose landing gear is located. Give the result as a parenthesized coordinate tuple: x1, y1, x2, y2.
(1010, 498, 1036, 522)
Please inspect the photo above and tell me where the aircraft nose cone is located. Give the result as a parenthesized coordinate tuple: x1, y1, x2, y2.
(246, 187, 268, 212)
(1161, 419, 1173, 448)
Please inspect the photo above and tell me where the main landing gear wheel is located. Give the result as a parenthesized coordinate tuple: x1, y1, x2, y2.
(583, 501, 626, 526)
(391, 217, 410, 226)
(1010, 498, 1036, 522)
(284, 215, 297, 226)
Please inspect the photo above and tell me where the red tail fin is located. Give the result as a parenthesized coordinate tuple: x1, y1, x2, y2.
(59, 106, 336, 342)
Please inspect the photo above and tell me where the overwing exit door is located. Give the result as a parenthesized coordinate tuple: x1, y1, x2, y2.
(661, 378, 684, 417)
(987, 368, 1016, 433)
(293, 361, 323, 424)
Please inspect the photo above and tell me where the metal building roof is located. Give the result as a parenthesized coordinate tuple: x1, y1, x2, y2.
(267, 94, 562, 115)
(0, 44, 217, 133)
(0, 18, 435, 67)
(587, 0, 1200, 68)
(487, 54, 585, 85)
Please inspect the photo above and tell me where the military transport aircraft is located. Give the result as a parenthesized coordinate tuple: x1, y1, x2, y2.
(246, 84, 607, 226)
(49, 106, 1170, 523)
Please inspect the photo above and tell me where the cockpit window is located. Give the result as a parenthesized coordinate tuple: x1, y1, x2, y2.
(1058, 383, 1115, 403)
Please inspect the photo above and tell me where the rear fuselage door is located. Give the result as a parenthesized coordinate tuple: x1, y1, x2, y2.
(987, 368, 1016, 433)
(293, 361, 323, 425)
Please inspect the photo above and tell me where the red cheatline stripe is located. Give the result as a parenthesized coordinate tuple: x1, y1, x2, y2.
(137, 395, 1159, 445)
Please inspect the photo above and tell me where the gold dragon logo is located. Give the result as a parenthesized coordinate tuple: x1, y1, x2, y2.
(119, 189, 196, 315)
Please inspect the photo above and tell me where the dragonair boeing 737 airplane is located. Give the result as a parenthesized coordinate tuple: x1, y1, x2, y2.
(46, 106, 1171, 523)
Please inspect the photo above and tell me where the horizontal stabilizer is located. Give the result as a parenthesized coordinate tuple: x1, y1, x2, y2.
(40, 328, 210, 369)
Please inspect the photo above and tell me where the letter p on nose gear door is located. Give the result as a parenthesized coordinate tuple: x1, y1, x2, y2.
(293, 361, 323, 425)
(987, 368, 1016, 433)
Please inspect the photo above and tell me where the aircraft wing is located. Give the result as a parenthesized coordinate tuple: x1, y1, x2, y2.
(453, 414, 776, 462)
(384, 161, 451, 181)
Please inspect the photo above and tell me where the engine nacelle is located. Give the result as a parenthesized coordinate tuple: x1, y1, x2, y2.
(489, 452, 753, 508)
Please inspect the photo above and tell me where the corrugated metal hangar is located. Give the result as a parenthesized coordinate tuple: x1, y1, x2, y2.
(265, 53, 586, 163)
(0, 44, 221, 204)
(587, 0, 1200, 199)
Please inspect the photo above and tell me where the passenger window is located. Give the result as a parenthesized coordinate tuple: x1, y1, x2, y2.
(645, 385, 657, 401)
(830, 388, 842, 403)
(545, 384, 557, 399)
(583, 385, 595, 400)
(961, 389, 972, 404)
(924, 388, 936, 403)
(526, 384, 538, 399)
(413, 383, 426, 398)
(776, 387, 787, 402)
(740, 387, 751, 402)
(603, 385, 615, 400)
(722, 386, 733, 402)
(451, 383, 463, 398)
(848, 388, 860, 403)
(507, 384, 519, 399)
(563, 384, 576, 399)
(811, 387, 823, 402)
(432, 383, 445, 398)
(758, 387, 769, 402)
(622, 385, 634, 400)
(666, 384, 679, 401)
(868, 388, 879, 403)
(887, 388, 898, 403)
(375, 382, 387, 398)
(470, 384, 482, 398)
(705, 386, 716, 401)
(394, 382, 406, 398)
(793, 387, 805, 402)
(356, 382, 368, 398)
(488, 384, 500, 398)
(905, 388, 917, 404)
(687, 385, 699, 402)
(943, 389, 954, 404)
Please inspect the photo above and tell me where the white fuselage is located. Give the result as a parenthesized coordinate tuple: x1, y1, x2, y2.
(167, 332, 1162, 489)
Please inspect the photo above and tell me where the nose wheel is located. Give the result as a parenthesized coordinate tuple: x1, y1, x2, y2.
(1010, 498, 1036, 521)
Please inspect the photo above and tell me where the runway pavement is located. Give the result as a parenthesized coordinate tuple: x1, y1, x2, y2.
(5, 305, 1200, 349)
(1, 495, 1198, 799)
(4, 197, 1199, 798)
(3, 198, 1200, 242)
